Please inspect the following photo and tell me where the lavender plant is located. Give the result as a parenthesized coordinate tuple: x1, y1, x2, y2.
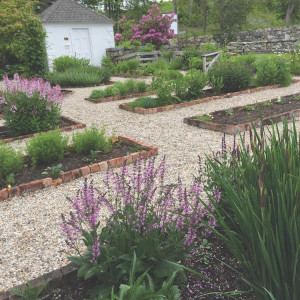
(1, 73, 65, 136)
(61, 156, 216, 298)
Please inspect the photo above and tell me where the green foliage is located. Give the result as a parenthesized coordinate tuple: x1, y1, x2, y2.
(114, 82, 129, 96)
(199, 43, 219, 52)
(72, 125, 114, 155)
(117, 59, 140, 74)
(189, 57, 203, 70)
(208, 60, 252, 93)
(127, 97, 157, 109)
(41, 163, 63, 179)
(47, 65, 111, 86)
(3, 91, 61, 137)
(136, 63, 157, 76)
(172, 77, 190, 101)
(151, 78, 175, 106)
(53, 56, 89, 72)
(169, 57, 184, 70)
(182, 47, 200, 68)
(136, 81, 147, 93)
(126, 79, 136, 94)
(202, 120, 300, 299)
(26, 130, 68, 167)
(160, 70, 183, 80)
(209, 75, 224, 95)
(9, 280, 49, 300)
(0, 143, 23, 188)
(254, 55, 292, 87)
(101, 56, 117, 74)
(186, 70, 208, 100)
(0, 0, 47, 77)
(244, 104, 255, 111)
(229, 53, 257, 67)
(140, 43, 155, 52)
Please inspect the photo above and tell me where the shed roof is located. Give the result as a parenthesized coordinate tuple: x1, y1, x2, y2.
(40, 0, 114, 24)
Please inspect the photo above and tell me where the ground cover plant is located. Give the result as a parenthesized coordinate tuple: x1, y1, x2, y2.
(200, 120, 300, 299)
(61, 156, 218, 298)
(89, 80, 148, 99)
(1, 73, 65, 136)
(46, 56, 111, 87)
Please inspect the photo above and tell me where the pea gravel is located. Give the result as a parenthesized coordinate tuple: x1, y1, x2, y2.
(0, 78, 300, 291)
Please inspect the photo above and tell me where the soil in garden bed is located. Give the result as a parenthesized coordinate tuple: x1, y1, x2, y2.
(0, 117, 75, 140)
(195, 94, 300, 125)
(8, 142, 145, 189)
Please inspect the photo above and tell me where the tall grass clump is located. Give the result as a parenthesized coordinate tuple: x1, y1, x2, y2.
(202, 120, 300, 300)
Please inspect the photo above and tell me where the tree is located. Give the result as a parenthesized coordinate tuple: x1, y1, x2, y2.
(0, 0, 47, 76)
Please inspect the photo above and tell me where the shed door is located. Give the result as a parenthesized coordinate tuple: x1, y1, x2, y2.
(71, 28, 91, 62)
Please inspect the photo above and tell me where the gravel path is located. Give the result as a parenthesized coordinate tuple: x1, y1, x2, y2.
(1, 79, 300, 291)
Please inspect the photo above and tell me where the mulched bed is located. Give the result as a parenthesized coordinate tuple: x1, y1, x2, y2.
(0, 116, 85, 141)
(204, 94, 300, 125)
(1, 142, 144, 190)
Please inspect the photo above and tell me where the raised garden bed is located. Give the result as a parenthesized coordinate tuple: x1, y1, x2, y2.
(119, 80, 300, 115)
(85, 91, 154, 103)
(59, 81, 115, 88)
(0, 116, 86, 143)
(184, 93, 300, 134)
(0, 135, 158, 201)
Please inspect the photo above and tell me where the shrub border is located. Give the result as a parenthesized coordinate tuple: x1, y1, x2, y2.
(0, 135, 158, 202)
(85, 91, 155, 103)
(119, 80, 300, 115)
(183, 93, 300, 135)
(0, 116, 86, 144)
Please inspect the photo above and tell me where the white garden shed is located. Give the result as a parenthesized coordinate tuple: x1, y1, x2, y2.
(40, 0, 115, 71)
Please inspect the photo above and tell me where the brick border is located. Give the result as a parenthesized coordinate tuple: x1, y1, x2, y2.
(85, 91, 155, 103)
(0, 116, 86, 144)
(0, 135, 158, 202)
(61, 89, 75, 96)
(0, 262, 78, 300)
(183, 93, 300, 135)
(119, 80, 300, 115)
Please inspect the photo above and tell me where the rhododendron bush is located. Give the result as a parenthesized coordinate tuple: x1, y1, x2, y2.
(115, 4, 176, 48)
(1, 73, 65, 136)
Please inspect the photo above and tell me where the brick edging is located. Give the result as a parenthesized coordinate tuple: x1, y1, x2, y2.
(85, 91, 154, 103)
(119, 80, 300, 115)
(0, 116, 86, 144)
(183, 93, 300, 135)
(60, 81, 115, 89)
(0, 135, 158, 202)
(0, 262, 78, 300)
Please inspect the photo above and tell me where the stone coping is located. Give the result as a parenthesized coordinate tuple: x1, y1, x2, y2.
(183, 94, 300, 135)
(0, 262, 78, 300)
(0, 116, 86, 144)
(0, 135, 158, 202)
(85, 91, 154, 103)
(119, 80, 300, 115)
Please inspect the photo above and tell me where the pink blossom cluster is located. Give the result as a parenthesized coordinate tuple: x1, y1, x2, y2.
(62, 156, 218, 262)
(1, 73, 65, 111)
(130, 4, 176, 47)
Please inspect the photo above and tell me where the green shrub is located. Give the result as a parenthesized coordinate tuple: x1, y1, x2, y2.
(53, 56, 89, 72)
(203, 120, 300, 299)
(199, 43, 219, 52)
(254, 56, 292, 87)
(169, 57, 184, 70)
(127, 59, 140, 73)
(208, 61, 252, 93)
(160, 70, 183, 80)
(113, 82, 128, 96)
(209, 75, 224, 95)
(189, 57, 203, 70)
(182, 47, 200, 68)
(0, 143, 23, 188)
(136, 63, 156, 76)
(151, 59, 169, 71)
(172, 77, 189, 101)
(140, 43, 155, 52)
(99, 67, 112, 84)
(285, 50, 300, 75)
(116, 61, 129, 74)
(127, 97, 157, 109)
(126, 79, 136, 94)
(26, 130, 68, 167)
(101, 56, 117, 74)
(72, 125, 113, 155)
(136, 81, 147, 93)
(229, 53, 257, 67)
(89, 87, 116, 99)
(151, 77, 174, 106)
(186, 70, 208, 100)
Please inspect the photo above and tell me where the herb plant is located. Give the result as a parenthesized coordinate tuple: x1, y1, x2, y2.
(41, 163, 63, 179)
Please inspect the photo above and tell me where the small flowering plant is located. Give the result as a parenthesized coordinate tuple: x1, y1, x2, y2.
(61, 156, 217, 298)
(1, 73, 65, 136)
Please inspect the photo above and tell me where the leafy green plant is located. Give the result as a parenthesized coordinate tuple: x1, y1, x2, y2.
(172, 77, 189, 101)
(292, 95, 300, 101)
(225, 109, 233, 116)
(127, 97, 157, 109)
(169, 57, 184, 70)
(199, 239, 212, 265)
(151, 77, 175, 106)
(53, 56, 89, 72)
(101, 56, 117, 74)
(275, 96, 284, 104)
(209, 75, 224, 95)
(262, 100, 273, 106)
(0, 143, 23, 189)
(196, 114, 214, 121)
(9, 280, 49, 300)
(208, 61, 252, 93)
(201, 119, 300, 299)
(41, 163, 63, 179)
(136, 81, 147, 93)
(72, 125, 114, 155)
(140, 43, 155, 52)
(114, 82, 129, 96)
(244, 104, 255, 111)
(186, 70, 208, 100)
(189, 57, 203, 70)
(126, 79, 136, 94)
(254, 56, 292, 87)
(26, 130, 68, 167)
(182, 47, 200, 69)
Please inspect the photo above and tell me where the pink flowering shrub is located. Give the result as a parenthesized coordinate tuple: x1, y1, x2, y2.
(114, 16, 135, 44)
(130, 4, 175, 48)
(61, 156, 218, 297)
(1, 73, 65, 136)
